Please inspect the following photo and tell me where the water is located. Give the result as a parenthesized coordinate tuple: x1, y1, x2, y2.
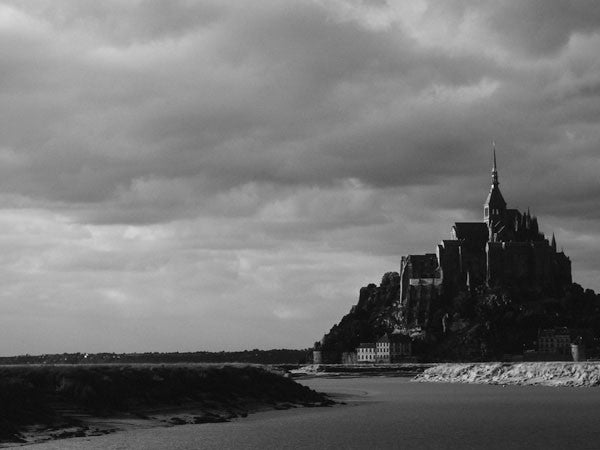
(21, 377, 600, 449)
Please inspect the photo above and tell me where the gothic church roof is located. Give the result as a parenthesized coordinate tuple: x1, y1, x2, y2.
(485, 187, 507, 209)
(452, 222, 489, 242)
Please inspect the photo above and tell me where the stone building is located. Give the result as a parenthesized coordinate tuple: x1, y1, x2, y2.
(377, 333, 413, 363)
(356, 334, 412, 363)
(356, 343, 377, 362)
(400, 149, 572, 329)
(399, 254, 443, 329)
(537, 327, 571, 356)
(376, 335, 390, 362)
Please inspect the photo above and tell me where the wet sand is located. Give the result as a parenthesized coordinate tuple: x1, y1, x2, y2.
(17, 376, 600, 449)
(0, 364, 329, 447)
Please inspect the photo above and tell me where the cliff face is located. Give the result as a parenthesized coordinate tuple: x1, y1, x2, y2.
(318, 272, 600, 362)
(319, 272, 402, 354)
(318, 160, 584, 362)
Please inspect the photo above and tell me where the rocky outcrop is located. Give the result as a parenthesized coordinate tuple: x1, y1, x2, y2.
(415, 362, 600, 387)
(318, 272, 402, 358)
(317, 271, 600, 362)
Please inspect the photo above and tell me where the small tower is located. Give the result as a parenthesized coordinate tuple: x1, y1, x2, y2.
(484, 143, 507, 232)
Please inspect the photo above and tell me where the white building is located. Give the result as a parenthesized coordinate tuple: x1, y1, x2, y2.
(357, 334, 412, 363)
(356, 343, 376, 362)
(376, 334, 391, 363)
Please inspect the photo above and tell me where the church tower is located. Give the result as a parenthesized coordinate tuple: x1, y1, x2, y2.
(483, 145, 506, 235)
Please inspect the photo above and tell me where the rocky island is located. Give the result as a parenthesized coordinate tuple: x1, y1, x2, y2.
(316, 151, 600, 363)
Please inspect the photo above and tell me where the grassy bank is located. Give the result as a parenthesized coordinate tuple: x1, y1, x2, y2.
(0, 364, 331, 444)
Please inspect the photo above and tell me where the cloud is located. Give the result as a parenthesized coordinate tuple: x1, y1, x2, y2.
(0, 0, 599, 353)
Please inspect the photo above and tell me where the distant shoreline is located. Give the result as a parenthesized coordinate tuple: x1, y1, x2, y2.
(291, 362, 600, 387)
(290, 363, 434, 378)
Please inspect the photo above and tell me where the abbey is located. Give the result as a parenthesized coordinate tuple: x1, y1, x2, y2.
(399, 149, 572, 329)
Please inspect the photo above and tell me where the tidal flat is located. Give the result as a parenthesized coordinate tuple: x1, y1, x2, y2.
(0, 364, 331, 447)
(19, 376, 600, 450)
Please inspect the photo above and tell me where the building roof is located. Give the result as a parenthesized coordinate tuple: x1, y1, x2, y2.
(377, 334, 390, 343)
(485, 186, 507, 209)
(539, 327, 570, 338)
(403, 254, 440, 279)
(485, 147, 507, 209)
(506, 209, 520, 223)
(452, 222, 489, 242)
(358, 343, 376, 348)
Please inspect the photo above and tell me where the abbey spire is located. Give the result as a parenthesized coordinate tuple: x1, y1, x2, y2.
(484, 143, 506, 227)
(491, 143, 499, 188)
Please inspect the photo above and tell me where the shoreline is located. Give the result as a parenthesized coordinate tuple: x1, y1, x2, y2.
(414, 361, 600, 387)
(11, 397, 332, 448)
(292, 361, 600, 387)
(290, 363, 433, 378)
(0, 364, 332, 447)
(18, 376, 600, 449)
(6, 361, 600, 447)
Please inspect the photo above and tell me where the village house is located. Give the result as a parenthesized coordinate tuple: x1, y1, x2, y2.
(390, 334, 412, 362)
(356, 343, 376, 362)
(357, 334, 413, 363)
(376, 335, 390, 363)
(537, 327, 571, 356)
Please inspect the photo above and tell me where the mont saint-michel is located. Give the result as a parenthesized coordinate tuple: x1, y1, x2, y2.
(316, 150, 597, 363)
(3, 1, 600, 449)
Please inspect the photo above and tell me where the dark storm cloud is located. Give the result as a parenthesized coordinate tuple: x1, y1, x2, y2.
(487, 0, 600, 57)
(0, 0, 599, 354)
(429, 0, 600, 57)
(2, 0, 509, 217)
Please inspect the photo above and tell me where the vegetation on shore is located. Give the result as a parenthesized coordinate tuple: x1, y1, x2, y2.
(0, 364, 331, 444)
(0, 349, 311, 366)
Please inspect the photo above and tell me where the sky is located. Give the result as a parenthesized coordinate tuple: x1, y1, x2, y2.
(0, 0, 599, 355)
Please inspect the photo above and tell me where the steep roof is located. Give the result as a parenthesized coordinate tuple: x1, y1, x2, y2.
(506, 209, 520, 226)
(485, 146, 507, 209)
(452, 222, 489, 242)
(485, 186, 507, 209)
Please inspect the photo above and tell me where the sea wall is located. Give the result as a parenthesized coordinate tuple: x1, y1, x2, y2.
(414, 362, 600, 387)
(0, 364, 331, 444)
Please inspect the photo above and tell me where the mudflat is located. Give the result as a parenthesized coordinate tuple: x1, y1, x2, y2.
(18, 376, 600, 449)
(0, 363, 331, 446)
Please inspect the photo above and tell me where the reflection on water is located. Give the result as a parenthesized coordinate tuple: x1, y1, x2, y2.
(23, 377, 600, 449)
